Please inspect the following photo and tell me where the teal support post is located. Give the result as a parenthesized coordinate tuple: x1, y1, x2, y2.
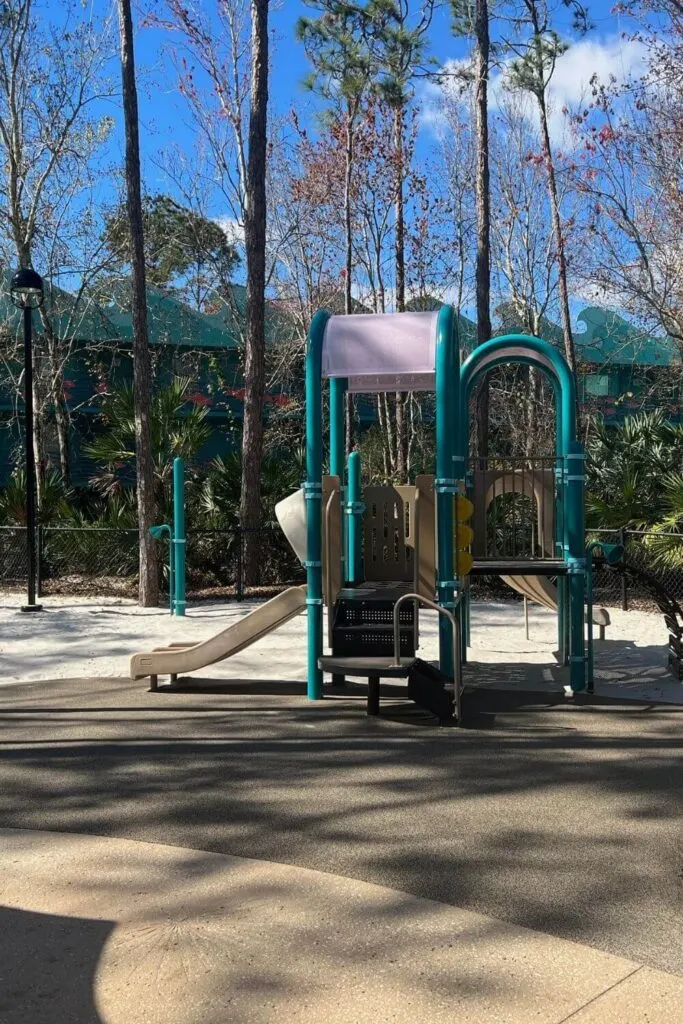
(566, 442, 586, 692)
(346, 450, 363, 585)
(435, 305, 459, 679)
(150, 524, 173, 613)
(585, 541, 624, 691)
(329, 377, 347, 581)
(305, 310, 330, 700)
(173, 457, 186, 616)
(586, 557, 594, 691)
(557, 576, 567, 664)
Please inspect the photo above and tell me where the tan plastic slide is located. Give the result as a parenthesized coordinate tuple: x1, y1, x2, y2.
(501, 575, 610, 631)
(130, 585, 307, 682)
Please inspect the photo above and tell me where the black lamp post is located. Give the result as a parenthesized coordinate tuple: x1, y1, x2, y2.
(10, 268, 44, 612)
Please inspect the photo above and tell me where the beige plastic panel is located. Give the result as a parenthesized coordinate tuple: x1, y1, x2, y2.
(275, 489, 307, 564)
(322, 476, 342, 642)
(363, 485, 416, 583)
(415, 475, 435, 598)
(472, 468, 555, 557)
(130, 585, 306, 680)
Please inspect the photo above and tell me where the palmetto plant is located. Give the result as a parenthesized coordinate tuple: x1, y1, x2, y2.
(642, 472, 683, 569)
(586, 410, 683, 530)
(586, 410, 683, 569)
(0, 469, 75, 525)
(199, 447, 305, 529)
(85, 377, 211, 518)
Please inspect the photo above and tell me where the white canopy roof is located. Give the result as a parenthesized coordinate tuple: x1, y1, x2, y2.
(321, 311, 439, 393)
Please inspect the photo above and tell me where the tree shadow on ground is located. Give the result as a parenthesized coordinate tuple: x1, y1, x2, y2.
(0, 905, 112, 1023)
(0, 675, 681, 977)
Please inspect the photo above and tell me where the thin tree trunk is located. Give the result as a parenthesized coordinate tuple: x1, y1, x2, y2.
(344, 98, 355, 456)
(240, 0, 269, 585)
(40, 314, 70, 483)
(394, 104, 407, 480)
(52, 386, 70, 483)
(474, 0, 492, 460)
(536, 95, 577, 379)
(117, 0, 158, 606)
(394, 106, 406, 312)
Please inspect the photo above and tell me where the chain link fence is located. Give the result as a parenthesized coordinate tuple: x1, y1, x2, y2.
(2, 523, 682, 610)
(0, 523, 305, 601)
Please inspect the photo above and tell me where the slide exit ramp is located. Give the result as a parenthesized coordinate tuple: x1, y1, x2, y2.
(130, 585, 307, 687)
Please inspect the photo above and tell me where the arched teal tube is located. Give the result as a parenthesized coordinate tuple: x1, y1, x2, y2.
(458, 333, 585, 691)
(305, 309, 330, 700)
(460, 334, 577, 454)
(435, 304, 459, 678)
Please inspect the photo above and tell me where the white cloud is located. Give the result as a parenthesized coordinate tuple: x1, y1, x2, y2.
(424, 36, 647, 147)
(214, 215, 245, 245)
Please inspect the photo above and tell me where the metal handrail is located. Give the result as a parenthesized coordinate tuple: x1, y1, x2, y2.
(392, 592, 464, 724)
(324, 489, 336, 614)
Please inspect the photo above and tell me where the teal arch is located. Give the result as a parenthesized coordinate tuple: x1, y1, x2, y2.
(459, 334, 577, 458)
(458, 334, 586, 692)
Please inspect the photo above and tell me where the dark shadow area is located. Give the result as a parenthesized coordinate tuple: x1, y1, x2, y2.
(0, 905, 112, 1023)
(0, 674, 681, 977)
(166, 677, 310, 696)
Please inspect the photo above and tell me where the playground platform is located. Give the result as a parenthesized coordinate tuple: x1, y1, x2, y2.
(0, 670, 681, 1021)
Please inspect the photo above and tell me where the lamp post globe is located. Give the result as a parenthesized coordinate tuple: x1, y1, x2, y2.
(11, 267, 44, 612)
(10, 267, 44, 310)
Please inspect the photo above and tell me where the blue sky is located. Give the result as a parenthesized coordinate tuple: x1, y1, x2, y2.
(99, 0, 642, 221)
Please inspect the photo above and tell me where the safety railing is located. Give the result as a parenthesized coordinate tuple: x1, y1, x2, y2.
(392, 592, 464, 724)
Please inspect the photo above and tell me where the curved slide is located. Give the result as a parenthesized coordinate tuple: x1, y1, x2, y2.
(501, 574, 610, 630)
(130, 585, 307, 682)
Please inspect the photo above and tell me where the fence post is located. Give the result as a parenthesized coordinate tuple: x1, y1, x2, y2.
(236, 526, 243, 602)
(36, 524, 43, 598)
(620, 527, 628, 611)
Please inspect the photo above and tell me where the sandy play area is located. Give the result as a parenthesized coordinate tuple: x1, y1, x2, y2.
(1, 591, 682, 704)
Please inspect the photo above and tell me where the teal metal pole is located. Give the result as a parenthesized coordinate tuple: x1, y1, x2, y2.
(435, 305, 458, 678)
(173, 457, 186, 616)
(305, 310, 330, 700)
(566, 441, 586, 692)
(586, 557, 594, 691)
(169, 533, 174, 615)
(346, 450, 363, 584)
(329, 377, 347, 581)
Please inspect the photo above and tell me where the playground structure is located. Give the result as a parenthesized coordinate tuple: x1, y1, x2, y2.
(295, 306, 589, 721)
(133, 305, 682, 718)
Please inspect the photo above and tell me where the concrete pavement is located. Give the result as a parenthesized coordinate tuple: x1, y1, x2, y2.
(0, 674, 681, 1021)
(1, 828, 682, 1023)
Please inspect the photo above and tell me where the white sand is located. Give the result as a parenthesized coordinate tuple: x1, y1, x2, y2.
(1, 591, 682, 703)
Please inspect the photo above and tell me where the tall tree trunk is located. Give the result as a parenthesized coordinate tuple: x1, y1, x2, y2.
(343, 98, 355, 456)
(117, 0, 158, 606)
(394, 104, 407, 480)
(240, 0, 270, 585)
(474, 0, 492, 461)
(536, 95, 577, 379)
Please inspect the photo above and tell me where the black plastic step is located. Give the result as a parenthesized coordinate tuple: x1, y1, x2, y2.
(332, 622, 415, 657)
(333, 597, 415, 628)
(407, 659, 457, 724)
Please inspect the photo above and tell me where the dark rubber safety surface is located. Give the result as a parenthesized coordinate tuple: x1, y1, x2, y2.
(0, 675, 681, 975)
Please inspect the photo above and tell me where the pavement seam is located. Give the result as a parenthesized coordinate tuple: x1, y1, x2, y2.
(555, 966, 645, 1023)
